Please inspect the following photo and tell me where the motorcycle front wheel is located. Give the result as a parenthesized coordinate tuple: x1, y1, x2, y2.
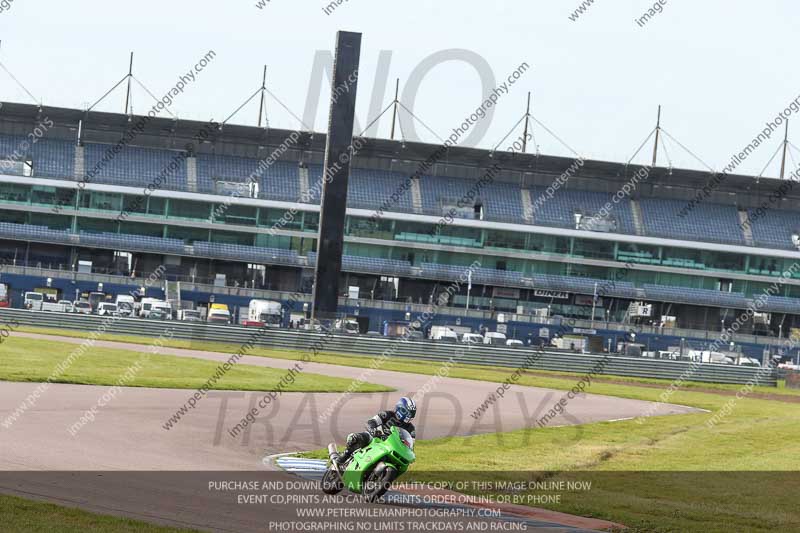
(363, 464, 398, 502)
(321, 467, 344, 495)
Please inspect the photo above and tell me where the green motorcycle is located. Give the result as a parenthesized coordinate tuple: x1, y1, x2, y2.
(322, 426, 416, 502)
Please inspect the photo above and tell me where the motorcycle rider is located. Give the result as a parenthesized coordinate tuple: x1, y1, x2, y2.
(335, 397, 417, 467)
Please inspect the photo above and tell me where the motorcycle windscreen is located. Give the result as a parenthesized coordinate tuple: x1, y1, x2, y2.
(397, 428, 414, 450)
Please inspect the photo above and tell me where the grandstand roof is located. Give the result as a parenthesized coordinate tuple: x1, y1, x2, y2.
(0, 101, 795, 207)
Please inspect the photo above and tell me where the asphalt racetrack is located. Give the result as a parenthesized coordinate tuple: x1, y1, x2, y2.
(0, 332, 697, 531)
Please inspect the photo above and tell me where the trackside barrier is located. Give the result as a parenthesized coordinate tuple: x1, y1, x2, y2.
(1, 308, 777, 387)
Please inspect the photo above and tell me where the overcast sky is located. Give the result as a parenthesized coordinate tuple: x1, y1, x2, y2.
(1, 1, 798, 177)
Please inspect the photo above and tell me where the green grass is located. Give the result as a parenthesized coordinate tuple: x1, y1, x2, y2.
(11, 326, 800, 532)
(300, 384, 800, 532)
(15, 324, 799, 397)
(0, 336, 391, 393)
(0, 493, 197, 533)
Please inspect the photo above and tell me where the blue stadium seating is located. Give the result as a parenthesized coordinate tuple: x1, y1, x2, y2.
(418, 175, 526, 221)
(760, 295, 800, 314)
(747, 209, 800, 250)
(528, 187, 636, 234)
(79, 231, 185, 254)
(0, 221, 70, 240)
(84, 143, 188, 190)
(195, 154, 300, 201)
(305, 166, 415, 210)
(0, 134, 75, 178)
(7, 133, 800, 255)
(639, 198, 744, 245)
(308, 252, 413, 275)
(193, 241, 300, 266)
(531, 273, 639, 299)
(642, 284, 748, 308)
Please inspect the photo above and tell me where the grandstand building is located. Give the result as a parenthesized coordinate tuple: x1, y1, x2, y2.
(2, 102, 800, 358)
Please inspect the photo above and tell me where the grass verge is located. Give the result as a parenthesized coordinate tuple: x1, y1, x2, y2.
(0, 336, 391, 393)
(0, 493, 196, 533)
(10, 326, 800, 532)
(14, 325, 798, 398)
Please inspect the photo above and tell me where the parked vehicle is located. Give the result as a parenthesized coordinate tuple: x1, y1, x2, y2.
(40, 301, 70, 313)
(148, 309, 169, 320)
(73, 301, 92, 315)
(88, 291, 106, 313)
(334, 317, 360, 335)
(248, 300, 283, 327)
(23, 291, 44, 309)
(461, 332, 484, 344)
(57, 300, 74, 313)
(430, 326, 458, 342)
(177, 309, 203, 322)
(0, 284, 10, 307)
(207, 308, 231, 324)
(140, 298, 172, 319)
(115, 295, 136, 317)
(483, 332, 508, 346)
(97, 302, 119, 316)
(506, 339, 524, 348)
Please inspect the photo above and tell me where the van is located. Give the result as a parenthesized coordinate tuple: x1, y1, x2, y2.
(23, 291, 44, 309)
(461, 332, 484, 344)
(483, 332, 507, 346)
(207, 308, 231, 324)
(73, 301, 92, 315)
(430, 326, 458, 343)
(115, 295, 136, 317)
(178, 309, 203, 322)
(248, 300, 282, 326)
(140, 298, 172, 319)
(97, 302, 119, 316)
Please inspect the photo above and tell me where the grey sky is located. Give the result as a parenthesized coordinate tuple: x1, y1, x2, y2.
(0, 0, 798, 177)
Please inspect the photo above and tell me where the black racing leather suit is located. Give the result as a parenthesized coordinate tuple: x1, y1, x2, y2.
(337, 410, 416, 464)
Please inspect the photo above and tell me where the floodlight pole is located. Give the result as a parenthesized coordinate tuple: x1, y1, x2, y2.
(257, 65, 267, 128)
(124, 52, 133, 114)
(389, 78, 399, 140)
(651, 105, 661, 167)
(780, 119, 789, 180)
(522, 92, 531, 153)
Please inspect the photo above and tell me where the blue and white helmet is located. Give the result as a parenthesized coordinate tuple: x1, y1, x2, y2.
(395, 397, 417, 423)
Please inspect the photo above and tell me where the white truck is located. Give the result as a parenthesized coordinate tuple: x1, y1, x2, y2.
(177, 309, 203, 322)
(207, 307, 232, 324)
(73, 300, 92, 314)
(247, 300, 283, 327)
(334, 317, 360, 334)
(483, 332, 508, 346)
(97, 302, 119, 316)
(461, 332, 484, 344)
(430, 326, 459, 343)
(23, 291, 44, 309)
(140, 298, 172, 319)
(115, 294, 137, 317)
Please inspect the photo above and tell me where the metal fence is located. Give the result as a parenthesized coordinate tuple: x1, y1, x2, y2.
(0, 308, 777, 387)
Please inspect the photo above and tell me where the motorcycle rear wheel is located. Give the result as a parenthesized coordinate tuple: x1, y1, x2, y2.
(363, 464, 398, 502)
(321, 467, 344, 495)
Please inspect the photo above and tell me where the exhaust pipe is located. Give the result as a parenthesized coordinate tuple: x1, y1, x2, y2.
(327, 443, 339, 459)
